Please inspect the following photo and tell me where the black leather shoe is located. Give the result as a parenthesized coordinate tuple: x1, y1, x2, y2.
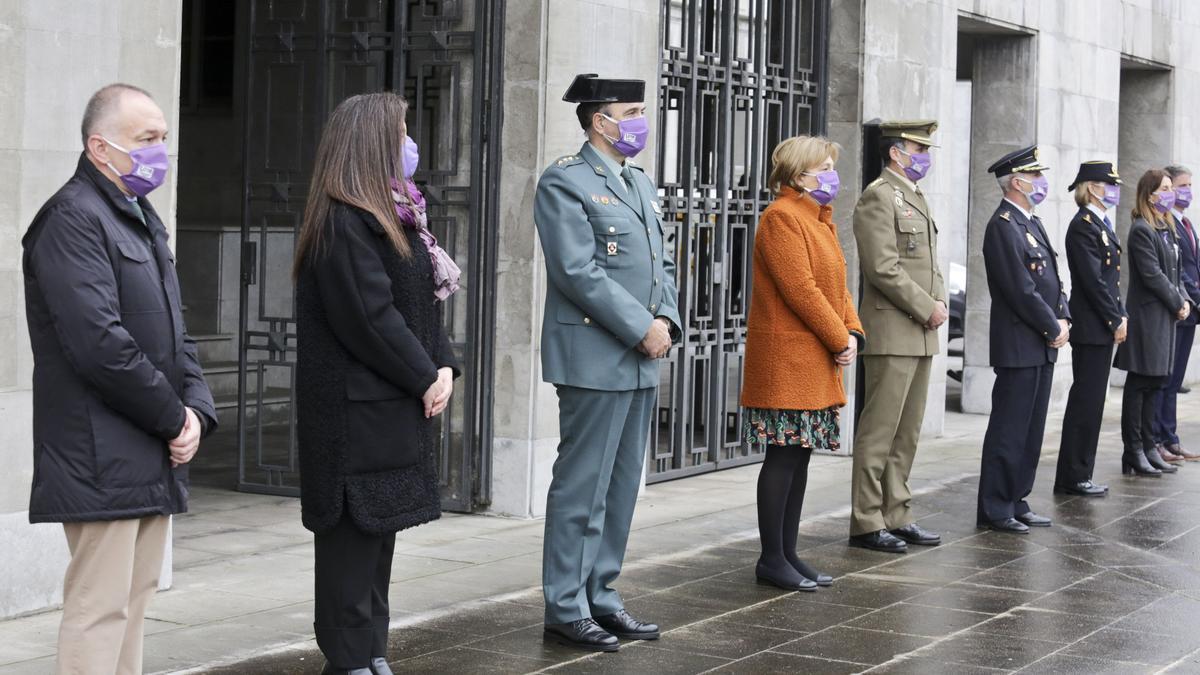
(1123, 451, 1162, 476)
(848, 529, 908, 553)
(1054, 481, 1107, 497)
(320, 665, 373, 675)
(1016, 512, 1051, 527)
(889, 523, 941, 546)
(790, 558, 834, 587)
(544, 619, 620, 652)
(1146, 447, 1179, 473)
(594, 609, 660, 640)
(1180, 385, 1192, 394)
(369, 657, 394, 675)
(755, 561, 818, 592)
(978, 518, 1030, 534)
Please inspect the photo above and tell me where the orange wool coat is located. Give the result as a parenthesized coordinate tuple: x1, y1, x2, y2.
(741, 187, 864, 412)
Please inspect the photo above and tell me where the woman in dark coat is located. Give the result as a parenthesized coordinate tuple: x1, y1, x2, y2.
(293, 92, 461, 675)
(1115, 169, 1190, 476)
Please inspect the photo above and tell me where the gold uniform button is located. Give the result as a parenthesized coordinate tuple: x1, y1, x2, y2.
(652, 252, 657, 260)
(583, 317, 591, 325)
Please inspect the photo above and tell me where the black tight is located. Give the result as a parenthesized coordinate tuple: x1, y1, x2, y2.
(756, 446, 823, 582)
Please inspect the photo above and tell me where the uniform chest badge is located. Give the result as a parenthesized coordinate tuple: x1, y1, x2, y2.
(591, 195, 600, 203)
(600, 196, 610, 205)
(607, 242, 619, 256)
(1026, 232, 1039, 248)
(903, 208, 914, 218)
(1101, 230, 1109, 246)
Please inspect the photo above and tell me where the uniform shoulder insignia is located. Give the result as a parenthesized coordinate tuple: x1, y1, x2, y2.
(1083, 213, 1092, 224)
(865, 177, 886, 190)
(1000, 211, 1011, 221)
(551, 154, 584, 169)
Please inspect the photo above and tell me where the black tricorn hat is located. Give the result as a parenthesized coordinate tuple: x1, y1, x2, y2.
(987, 145, 1050, 177)
(563, 73, 645, 103)
(1067, 161, 1122, 191)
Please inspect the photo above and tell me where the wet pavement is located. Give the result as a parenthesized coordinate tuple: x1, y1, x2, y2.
(201, 420, 1200, 674)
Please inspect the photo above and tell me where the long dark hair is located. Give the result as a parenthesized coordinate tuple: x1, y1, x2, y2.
(292, 92, 412, 280)
(1133, 168, 1172, 231)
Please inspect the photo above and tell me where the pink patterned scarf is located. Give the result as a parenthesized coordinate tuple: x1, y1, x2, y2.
(389, 178, 461, 302)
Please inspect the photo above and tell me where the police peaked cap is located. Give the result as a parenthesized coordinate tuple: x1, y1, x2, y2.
(988, 145, 1050, 177)
(1067, 161, 1122, 191)
(563, 74, 646, 103)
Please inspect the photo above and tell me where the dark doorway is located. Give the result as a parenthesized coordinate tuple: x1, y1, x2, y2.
(176, 0, 502, 513)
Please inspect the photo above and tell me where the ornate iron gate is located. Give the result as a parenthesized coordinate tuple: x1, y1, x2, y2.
(236, 0, 502, 511)
(650, 0, 828, 481)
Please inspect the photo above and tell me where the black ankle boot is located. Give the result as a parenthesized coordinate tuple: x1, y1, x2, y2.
(1145, 447, 1179, 473)
(1122, 450, 1161, 476)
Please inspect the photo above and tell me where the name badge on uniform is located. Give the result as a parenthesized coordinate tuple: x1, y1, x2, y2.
(1026, 232, 1039, 248)
(607, 242, 619, 256)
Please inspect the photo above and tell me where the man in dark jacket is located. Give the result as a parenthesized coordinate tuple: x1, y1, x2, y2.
(978, 146, 1069, 534)
(21, 83, 216, 674)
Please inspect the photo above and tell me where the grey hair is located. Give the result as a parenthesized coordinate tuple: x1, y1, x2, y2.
(996, 174, 1016, 193)
(1165, 164, 1192, 179)
(80, 83, 153, 148)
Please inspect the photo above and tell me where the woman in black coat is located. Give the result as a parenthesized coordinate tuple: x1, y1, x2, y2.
(1115, 169, 1190, 476)
(293, 92, 461, 675)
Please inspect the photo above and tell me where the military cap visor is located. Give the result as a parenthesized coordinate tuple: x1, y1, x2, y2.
(879, 120, 939, 148)
(1067, 161, 1122, 191)
(563, 74, 646, 103)
(988, 145, 1050, 177)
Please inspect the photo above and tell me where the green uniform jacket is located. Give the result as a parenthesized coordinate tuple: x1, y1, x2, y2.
(534, 143, 682, 391)
(852, 169, 946, 356)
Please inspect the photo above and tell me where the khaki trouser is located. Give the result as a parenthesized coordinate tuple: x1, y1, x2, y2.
(851, 355, 932, 535)
(57, 515, 170, 675)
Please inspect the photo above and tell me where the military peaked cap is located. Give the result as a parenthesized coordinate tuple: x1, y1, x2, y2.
(988, 145, 1050, 177)
(1067, 161, 1121, 191)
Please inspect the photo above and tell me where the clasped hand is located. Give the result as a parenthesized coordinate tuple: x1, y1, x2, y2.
(422, 367, 456, 418)
(637, 318, 672, 360)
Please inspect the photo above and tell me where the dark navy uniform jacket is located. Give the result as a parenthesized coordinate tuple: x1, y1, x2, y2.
(1065, 206, 1126, 345)
(982, 200, 1071, 367)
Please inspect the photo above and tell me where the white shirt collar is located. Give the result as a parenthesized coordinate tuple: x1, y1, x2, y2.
(1086, 203, 1109, 223)
(884, 167, 917, 192)
(1172, 208, 1185, 223)
(1003, 197, 1033, 221)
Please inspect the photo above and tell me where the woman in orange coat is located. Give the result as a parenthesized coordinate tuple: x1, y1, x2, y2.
(742, 135, 863, 591)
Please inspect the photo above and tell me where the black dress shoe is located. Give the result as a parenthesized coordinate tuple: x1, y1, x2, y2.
(1016, 512, 1051, 527)
(1054, 481, 1107, 497)
(1146, 447, 1179, 473)
(848, 529, 908, 553)
(889, 523, 941, 546)
(978, 518, 1030, 534)
(544, 619, 620, 652)
(594, 609, 660, 640)
(1123, 450, 1162, 476)
(320, 665, 373, 675)
(369, 657, 394, 675)
(790, 558, 833, 586)
(755, 561, 818, 592)
(1180, 385, 1192, 394)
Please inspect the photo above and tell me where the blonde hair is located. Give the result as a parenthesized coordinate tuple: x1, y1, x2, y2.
(1074, 182, 1098, 208)
(769, 135, 841, 196)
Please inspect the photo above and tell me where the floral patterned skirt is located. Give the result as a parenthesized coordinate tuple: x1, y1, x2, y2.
(744, 407, 841, 450)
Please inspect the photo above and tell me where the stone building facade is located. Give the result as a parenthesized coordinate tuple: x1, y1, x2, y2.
(3, 0, 1200, 619)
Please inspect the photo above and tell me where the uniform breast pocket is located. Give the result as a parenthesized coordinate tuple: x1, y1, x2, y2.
(115, 240, 167, 314)
(344, 368, 425, 474)
(591, 216, 635, 270)
(896, 218, 927, 258)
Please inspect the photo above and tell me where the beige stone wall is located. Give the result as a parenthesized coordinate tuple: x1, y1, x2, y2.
(0, 0, 182, 619)
(489, 0, 661, 517)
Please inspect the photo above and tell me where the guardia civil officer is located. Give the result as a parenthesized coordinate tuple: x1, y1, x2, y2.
(1054, 162, 1126, 497)
(978, 146, 1069, 534)
(534, 74, 682, 652)
(849, 121, 947, 553)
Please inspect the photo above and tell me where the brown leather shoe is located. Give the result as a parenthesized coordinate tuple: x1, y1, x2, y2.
(1157, 443, 1185, 463)
(1167, 443, 1200, 461)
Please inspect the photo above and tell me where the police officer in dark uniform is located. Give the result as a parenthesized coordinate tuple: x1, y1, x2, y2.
(978, 146, 1070, 534)
(1055, 161, 1126, 497)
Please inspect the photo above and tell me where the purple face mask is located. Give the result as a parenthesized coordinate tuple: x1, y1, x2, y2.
(900, 149, 932, 182)
(104, 138, 168, 197)
(1153, 189, 1177, 214)
(1098, 183, 1120, 208)
(1174, 185, 1192, 209)
(601, 114, 650, 158)
(402, 135, 420, 178)
(1018, 174, 1049, 206)
(803, 170, 840, 205)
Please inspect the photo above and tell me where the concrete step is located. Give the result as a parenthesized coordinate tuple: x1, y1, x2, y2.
(212, 386, 292, 430)
(193, 333, 237, 365)
(199, 360, 259, 398)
